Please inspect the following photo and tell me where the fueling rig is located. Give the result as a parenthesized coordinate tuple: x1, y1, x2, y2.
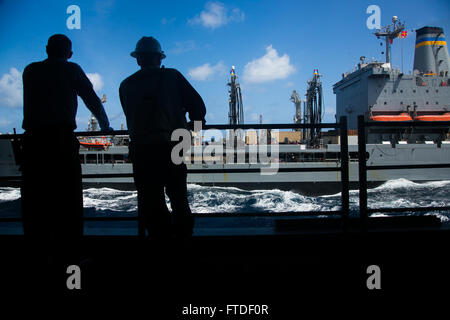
(291, 69, 324, 147)
(228, 66, 244, 125)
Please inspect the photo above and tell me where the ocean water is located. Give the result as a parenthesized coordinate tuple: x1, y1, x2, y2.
(1, 178, 449, 222)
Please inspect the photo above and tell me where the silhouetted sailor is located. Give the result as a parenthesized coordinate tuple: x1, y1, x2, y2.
(21, 34, 112, 279)
(120, 36, 206, 240)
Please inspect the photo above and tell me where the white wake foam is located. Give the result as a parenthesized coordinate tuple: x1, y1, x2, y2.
(83, 188, 137, 212)
(373, 178, 450, 191)
(0, 179, 449, 220)
(0, 187, 21, 202)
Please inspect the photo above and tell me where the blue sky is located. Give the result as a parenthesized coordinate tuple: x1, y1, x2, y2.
(0, 0, 449, 133)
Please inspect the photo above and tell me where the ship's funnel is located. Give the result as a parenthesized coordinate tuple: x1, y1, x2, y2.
(413, 26, 450, 75)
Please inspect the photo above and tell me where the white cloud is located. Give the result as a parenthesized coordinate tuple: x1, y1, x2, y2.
(188, 61, 226, 81)
(243, 45, 295, 83)
(188, 1, 245, 29)
(0, 68, 23, 108)
(86, 73, 104, 93)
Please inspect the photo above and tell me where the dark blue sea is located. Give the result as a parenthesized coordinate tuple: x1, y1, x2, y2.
(1, 178, 449, 235)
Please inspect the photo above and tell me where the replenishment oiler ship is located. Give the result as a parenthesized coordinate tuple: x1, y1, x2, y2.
(0, 18, 449, 195)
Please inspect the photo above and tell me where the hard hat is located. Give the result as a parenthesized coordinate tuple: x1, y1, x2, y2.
(130, 36, 166, 59)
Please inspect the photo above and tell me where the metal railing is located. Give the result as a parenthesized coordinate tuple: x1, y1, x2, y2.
(357, 115, 450, 232)
(0, 118, 350, 235)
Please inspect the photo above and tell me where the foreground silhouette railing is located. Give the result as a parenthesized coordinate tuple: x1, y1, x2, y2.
(0, 118, 350, 236)
(357, 115, 450, 232)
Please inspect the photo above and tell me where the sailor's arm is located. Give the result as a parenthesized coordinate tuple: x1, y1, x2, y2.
(21, 65, 32, 130)
(176, 71, 206, 123)
(75, 65, 112, 131)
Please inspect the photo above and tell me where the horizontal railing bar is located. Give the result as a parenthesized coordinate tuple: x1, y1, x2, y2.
(364, 121, 450, 128)
(367, 206, 450, 213)
(0, 210, 344, 223)
(0, 123, 342, 139)
(76, 130, 128, 137)
(186, 167, 341, 174)
(202, 123, 340, 130)
(366, 163, 450, 170)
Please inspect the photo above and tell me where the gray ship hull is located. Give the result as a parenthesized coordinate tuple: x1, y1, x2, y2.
(70, 142, 450, 195)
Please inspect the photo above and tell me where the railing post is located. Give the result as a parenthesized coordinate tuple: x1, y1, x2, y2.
(357, 115, 368, 232)
(339, 116, 349, 232)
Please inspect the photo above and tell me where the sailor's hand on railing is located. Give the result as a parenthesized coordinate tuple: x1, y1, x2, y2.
(100, 126, 114, 133)
(187, 120, 206, 131)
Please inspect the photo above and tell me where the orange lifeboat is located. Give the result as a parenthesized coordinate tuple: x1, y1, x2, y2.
(79, 139, 111, 149)
(414, 113, 450, 121)
(370, 113, 413, 121)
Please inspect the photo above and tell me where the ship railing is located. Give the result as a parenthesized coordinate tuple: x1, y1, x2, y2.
(0, 118, 351, 236)
(357, 115, 450, 232)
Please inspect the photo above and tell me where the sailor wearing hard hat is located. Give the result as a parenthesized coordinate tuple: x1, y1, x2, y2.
(120, 36, 206, 240)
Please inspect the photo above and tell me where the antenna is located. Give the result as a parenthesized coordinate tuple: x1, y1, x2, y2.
(374, 16, 405, 64)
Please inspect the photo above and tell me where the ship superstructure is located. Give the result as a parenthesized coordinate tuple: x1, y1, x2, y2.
(333, 19, 450, 145)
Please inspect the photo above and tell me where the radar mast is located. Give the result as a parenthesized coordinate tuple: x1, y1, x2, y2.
(374, 16, 405, 64)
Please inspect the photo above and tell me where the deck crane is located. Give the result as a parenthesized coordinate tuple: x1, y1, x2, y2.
(290, 90, 302, 131)
(87, 94, 107, 132)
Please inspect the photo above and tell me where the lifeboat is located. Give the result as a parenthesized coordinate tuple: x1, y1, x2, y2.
(370, 113, 413, 121)
(79, 139, 111, 149)
(414, 113, 450, 121)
